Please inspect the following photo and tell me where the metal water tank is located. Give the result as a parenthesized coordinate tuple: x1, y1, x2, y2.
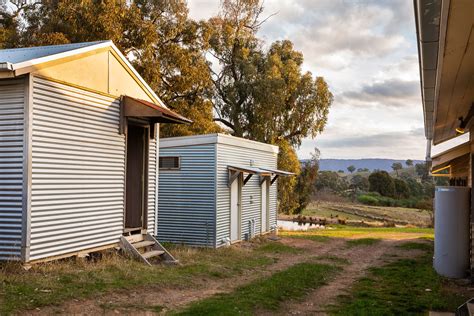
(434, 186, 470, 278)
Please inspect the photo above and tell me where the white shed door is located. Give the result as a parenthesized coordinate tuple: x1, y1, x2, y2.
(230, 176, 240, 242)
(261, 179, 269, 232)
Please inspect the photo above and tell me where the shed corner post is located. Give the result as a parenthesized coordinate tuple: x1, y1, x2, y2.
(21, 74, 34, 262)
(154, 123, 159, 237)
(469, 127, 474, 279)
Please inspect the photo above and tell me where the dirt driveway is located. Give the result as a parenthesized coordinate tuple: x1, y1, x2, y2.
(20, 233, 429, 316)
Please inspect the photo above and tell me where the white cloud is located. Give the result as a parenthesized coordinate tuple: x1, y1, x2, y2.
(187, 0, 427, 160)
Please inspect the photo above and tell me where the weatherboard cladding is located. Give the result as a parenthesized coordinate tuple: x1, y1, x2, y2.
(0, 78, 25, 260)
(29, 76, 157, 260)
(157, 144, 216, 247)
(215, 143, 277, 246)
(157, 135, 278, 248)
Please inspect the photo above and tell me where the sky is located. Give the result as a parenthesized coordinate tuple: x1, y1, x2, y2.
(187, 0, 466, 160)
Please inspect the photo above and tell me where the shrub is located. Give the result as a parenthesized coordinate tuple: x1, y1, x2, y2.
(368, 171, 395, 197)
(357, 194, 378, 205)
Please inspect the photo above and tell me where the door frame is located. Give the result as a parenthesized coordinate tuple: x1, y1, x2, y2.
(261, 177, 270, 233)
(124, 121, 150, 232)
(229, 171, 242, 243)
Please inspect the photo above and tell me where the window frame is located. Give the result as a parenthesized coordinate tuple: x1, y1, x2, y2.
(159, 156, 181, 170)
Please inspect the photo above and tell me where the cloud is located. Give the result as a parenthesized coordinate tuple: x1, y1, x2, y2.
(260, 0, 410, 70)
(299, 128, 426, 159)
(316, 128, 424, 148)
(340, 78, 420, 107)
(187, 0, 426, 159)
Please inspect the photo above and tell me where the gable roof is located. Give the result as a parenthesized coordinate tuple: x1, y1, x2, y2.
(0, 40, 165, 107)
(0, 41, 107, 64)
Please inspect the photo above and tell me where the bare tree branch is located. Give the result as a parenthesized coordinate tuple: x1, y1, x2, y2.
(213, 117, 236, 131)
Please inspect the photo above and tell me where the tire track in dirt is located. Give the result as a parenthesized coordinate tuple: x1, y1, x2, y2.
(272, 239, 429, 316)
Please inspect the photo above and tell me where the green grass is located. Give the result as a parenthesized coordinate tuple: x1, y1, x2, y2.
(301, 207, 367, 221)
(256, 241, 302, 254)
(302, 201, 432, 227)
(326, 225, 433, 234)
(330, 244, 467, 315)
(279, 232, 331, 242)
(174, 262, 341, 315)
(280, 226, 434, 241)
(346, 238, 380, 248)
(396, 241, 433, 251)
(0, 242, 283, 315)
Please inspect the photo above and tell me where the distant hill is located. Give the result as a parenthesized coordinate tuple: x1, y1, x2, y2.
(313, 159, 424, 173)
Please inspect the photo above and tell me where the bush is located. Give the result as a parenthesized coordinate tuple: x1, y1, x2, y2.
(357, 194, 379, 205)
(357, 193, 424, 209)
(368, 171, 395, 197)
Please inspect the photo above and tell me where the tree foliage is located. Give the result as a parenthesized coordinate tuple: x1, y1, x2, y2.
(293, 148, 320, 214)
(276, 139, 301, 214)
(391, 162, 403, 176)
(207, 0, 332, 146)
(0, 0, 333, 214)
(347, 165, 356, 174)
(393, 178, 410, 199)
(350, 174, 369, 192)
(368, 171, 395, 197)
(415, 163, 430, 181)
(315, 171, 348, 194)
(3, 0, 221, 137)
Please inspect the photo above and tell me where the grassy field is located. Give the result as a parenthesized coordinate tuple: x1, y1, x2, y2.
(330, 242, 468, 315)
(280, 225, 434, 240)
(174, 262, 340, 315)
(0, 241, 292, 315)
(300, 201, 432, 226)
(0, 226, 464, 315)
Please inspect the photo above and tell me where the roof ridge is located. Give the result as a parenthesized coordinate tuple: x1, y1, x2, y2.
(0, 40, 110, 52)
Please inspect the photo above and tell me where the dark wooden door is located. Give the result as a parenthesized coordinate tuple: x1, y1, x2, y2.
(125, 125, 147, 229)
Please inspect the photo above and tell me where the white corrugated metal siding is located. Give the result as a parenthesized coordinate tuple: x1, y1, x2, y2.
(29, 76, 126, 260)
(157, 144, 216, 247)
(0, 78, 25, 260)
(147, 136, 157, 235)
(216, 143, 278, 247)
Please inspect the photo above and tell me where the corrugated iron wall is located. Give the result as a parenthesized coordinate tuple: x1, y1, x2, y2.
(216, 143, 278, 247)
(29, 76, 126, 260)
(0, 78, 25, 260)
(147, 137, 157, 235)
(157, 144, 216, 247)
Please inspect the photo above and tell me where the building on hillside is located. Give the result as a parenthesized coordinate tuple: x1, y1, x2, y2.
(157, 134, 293, 248)
(414, 0, 474, 277)
(0, 41, 191, 264)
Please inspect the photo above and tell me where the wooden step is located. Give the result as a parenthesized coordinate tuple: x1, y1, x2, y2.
(119, 233, 178, 265)
(125, 234, 144, 243)
(142, 250, 165, 259)
(133, 240, 155, 249)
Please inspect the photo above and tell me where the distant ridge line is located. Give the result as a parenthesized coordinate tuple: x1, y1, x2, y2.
(304, 158, 424, 172)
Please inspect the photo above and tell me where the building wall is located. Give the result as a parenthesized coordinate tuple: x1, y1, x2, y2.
(0, 78, 25, 260)
(29, 76, 125, 260)
(215, 143, 278, 247)
(32, 50, 156, 103)
(148, 137, 157, 235)
(157, 144, 216, 247)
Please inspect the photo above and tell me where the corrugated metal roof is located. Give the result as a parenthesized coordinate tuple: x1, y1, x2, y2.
(259, 167, 295, 176)
(0, 41, 109, 64)
(160, 133, 279, 153)
(122, 95, 192, 124)
(228, 165, 272, 175)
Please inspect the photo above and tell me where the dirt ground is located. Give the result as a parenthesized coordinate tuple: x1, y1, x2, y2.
(20, 234, 434, 316)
